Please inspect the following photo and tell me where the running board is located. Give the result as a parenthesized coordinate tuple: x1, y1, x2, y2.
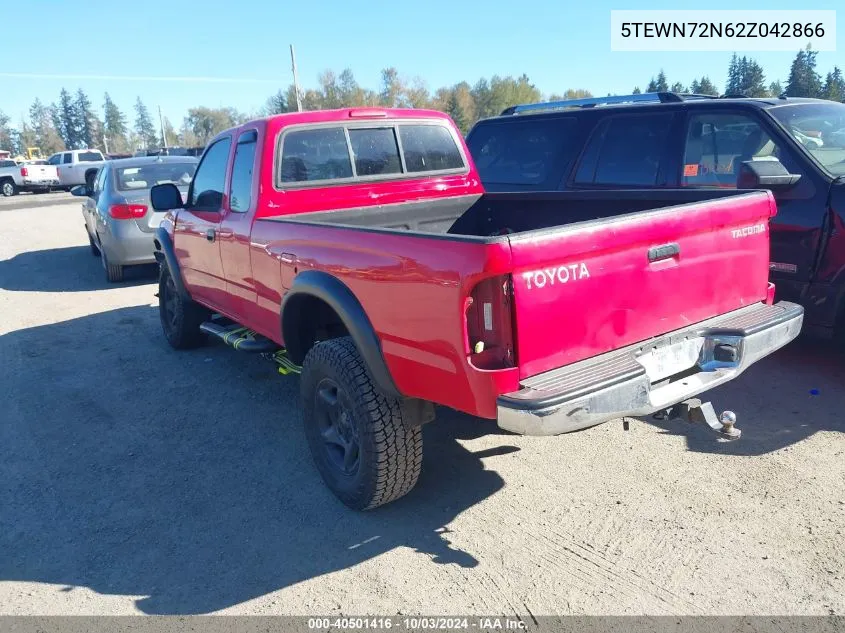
(199, 322, 279, 353)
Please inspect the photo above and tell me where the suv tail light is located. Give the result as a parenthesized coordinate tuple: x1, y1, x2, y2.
(20, 167, 28, 177)
(464, 274, 516, 370)
(109, 204, 147, 219)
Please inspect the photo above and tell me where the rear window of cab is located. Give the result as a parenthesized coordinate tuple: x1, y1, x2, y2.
(277, 121, 466, 187)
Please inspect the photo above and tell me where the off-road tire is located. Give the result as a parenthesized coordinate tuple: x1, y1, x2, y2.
(1, 179, 17, 197)
(301, 336, 423, 510)
(158, 265, 208, 349)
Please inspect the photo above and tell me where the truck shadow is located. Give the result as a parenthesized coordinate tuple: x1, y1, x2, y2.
(0, 305, 516, 614)
(0, 245, 158, 292)
(642, 336, 845, 455)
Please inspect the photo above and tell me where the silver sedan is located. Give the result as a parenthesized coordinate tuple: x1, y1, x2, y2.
(74, 156, 197, 282)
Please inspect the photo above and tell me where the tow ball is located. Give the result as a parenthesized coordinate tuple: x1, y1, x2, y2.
(652, 398, 741, 440)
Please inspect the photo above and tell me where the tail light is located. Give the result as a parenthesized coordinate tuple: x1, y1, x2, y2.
(464, 274, 516, 370)
(109, 204, 147, 219)
(20, 167, 28, 177)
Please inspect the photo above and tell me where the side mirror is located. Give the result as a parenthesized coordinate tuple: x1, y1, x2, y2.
(70, 184, 90, 197)
(150, 183, 184, 211)
(737, 159, 802, 190)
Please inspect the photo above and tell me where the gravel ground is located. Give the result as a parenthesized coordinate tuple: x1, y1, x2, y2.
(1, 202, 844, 616)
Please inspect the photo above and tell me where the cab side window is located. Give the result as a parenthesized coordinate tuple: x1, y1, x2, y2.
(62, 153, 73, 164)
(189, 137, 232, 210)
(229, 131, 257, 213)
(681, 113, 796, 188)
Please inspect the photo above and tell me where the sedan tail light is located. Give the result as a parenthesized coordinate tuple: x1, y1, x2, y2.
(20, 167, 29, 177)
(108, 204, 147, 219)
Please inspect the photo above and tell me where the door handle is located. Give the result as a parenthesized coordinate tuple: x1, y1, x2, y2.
(206, 228, 216, 242)
(648, 242, 680, 263)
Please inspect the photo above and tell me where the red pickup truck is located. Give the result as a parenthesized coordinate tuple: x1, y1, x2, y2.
(149, 107, 803, 510)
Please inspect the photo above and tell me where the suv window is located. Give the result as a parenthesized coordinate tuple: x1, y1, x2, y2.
(62, 153, 73, 164)
(682, 113, 794, 187)
(189, 137, 232, 209)
(230, 131, 257, 212)
(575, 114, 673, 186)
(468, 117, 580, 187)
(280, 127, 353, 183)
(78, 151, 103, 162)
(399, 124, 464, 173)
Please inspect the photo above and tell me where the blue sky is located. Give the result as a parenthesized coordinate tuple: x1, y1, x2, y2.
(2, 0, 843, 128)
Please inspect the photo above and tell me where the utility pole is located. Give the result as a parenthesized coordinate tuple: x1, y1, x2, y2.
(158, 106, 168, 148)
(290, 44, 303, 112)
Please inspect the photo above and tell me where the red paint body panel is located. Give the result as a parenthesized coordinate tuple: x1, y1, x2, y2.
(167, 108, 779, 421)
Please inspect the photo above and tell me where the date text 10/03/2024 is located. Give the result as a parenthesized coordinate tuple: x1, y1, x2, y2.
(307, 617, 529, 630)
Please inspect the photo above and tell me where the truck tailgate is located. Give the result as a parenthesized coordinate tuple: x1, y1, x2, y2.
(24, 164, 58, 181)
(508, 191, 776, 379)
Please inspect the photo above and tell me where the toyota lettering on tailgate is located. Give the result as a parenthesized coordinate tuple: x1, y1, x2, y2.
(522, 263, 590, 290)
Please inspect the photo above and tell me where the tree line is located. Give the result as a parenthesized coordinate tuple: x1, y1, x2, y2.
(1, 46, 843, 157)
(636, 48, 843, 102)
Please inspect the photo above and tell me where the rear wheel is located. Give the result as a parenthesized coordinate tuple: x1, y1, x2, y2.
(87, 232, 100, 256)
(101, 248, 124, 282)
(1, 179, 17, 197)
(158, 265, 209, 349)
(301, 336, 423, 510)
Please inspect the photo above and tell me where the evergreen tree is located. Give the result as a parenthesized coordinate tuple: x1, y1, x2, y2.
(103, 93, 128, 151)
(57, 88, 78, 148)
(632, 86, 641, 94)
(786, 46, 823, 97)
(264, 89, 289, 115)
(670, 82, 687, 94)
(0, 110, 12, 153)
(445, 91, 469, 134)
(134, 97, 158, 149)
(742, 59, 768, 97)
(726, 53, 741, 94)
(29, 99, 65, 154)
(769, 80, 784, 97)
(822, 67, 845, 102)
(690, 76, 719, 96)
(725, 55, 767, 96)
(73, 89, 96, 148)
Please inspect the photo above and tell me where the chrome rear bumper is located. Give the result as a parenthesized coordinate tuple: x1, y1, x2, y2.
(497, 301, 803, 436)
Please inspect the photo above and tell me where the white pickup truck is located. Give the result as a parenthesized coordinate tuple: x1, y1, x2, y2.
(46, 149, 105, 189)
(0, 159, 61, 197)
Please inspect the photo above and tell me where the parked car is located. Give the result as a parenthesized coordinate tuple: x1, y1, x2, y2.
(72, 155, 197, 281)
(147, 107, 802, 510)
(47, 148, 105, 189)
(465, 93, 845, 341)
(0, 158, 60, 196)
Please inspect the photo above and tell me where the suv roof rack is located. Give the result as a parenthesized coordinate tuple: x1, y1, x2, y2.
(500, 91, 720, 116)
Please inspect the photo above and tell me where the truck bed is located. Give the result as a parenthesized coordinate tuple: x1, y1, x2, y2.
(264, 189, 755, 239)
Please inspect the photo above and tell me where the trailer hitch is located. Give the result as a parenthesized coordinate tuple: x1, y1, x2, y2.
(653, 398, 740, 440)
